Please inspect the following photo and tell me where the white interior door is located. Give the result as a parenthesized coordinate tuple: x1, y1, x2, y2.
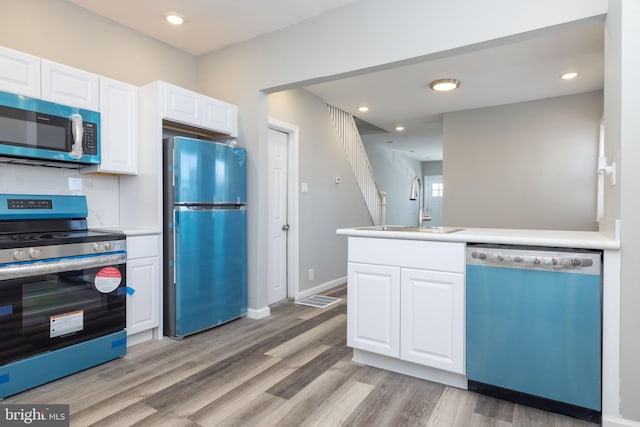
(268, 128, 289, 304)
(425, 175, 443, 227)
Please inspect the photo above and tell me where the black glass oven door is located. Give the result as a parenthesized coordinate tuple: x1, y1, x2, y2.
(0, 260, 126, 366)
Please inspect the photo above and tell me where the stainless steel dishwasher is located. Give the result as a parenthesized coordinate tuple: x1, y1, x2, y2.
(466, 244, 602, 423)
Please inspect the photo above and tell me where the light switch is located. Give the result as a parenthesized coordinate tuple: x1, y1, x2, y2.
(301, 182, 309, 193)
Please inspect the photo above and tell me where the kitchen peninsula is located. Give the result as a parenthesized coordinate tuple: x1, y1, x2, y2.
(337, 225, 619, 421)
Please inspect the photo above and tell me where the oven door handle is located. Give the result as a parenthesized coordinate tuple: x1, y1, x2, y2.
(0, 253, 126, 281)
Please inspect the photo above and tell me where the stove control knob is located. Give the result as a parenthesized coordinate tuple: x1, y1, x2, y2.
(13, 249, 28, 261)
(93, 242, 105, 252)
(29, 248, 42, 259)
(105, 242, 114, 251)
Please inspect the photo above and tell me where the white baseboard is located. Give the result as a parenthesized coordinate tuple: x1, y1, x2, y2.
(127, 329, 154, 347)
(295, 276, 346, 300)
(352, 349, 467, 389)
(247, 306, 271, 319)
(603, 416, 640, 427)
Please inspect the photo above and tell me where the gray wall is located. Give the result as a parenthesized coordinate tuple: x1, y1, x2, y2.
(0, 0, 197, 228)
(363, 142, 423, 226)
(268, 89, 371, 291)
(422, 161, 443, 176)
(196, 0, 607, 313)
(0, 0, 197, 88)
(443, 91, 603, 231)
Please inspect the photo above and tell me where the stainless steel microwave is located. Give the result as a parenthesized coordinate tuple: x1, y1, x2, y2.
(0, 90, 100, 167)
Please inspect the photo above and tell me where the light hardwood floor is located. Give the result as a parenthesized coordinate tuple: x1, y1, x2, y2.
(4, 285, 599, 427)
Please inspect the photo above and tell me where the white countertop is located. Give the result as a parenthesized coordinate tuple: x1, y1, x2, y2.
(336, 226, 620, 250)
(91, 226, 161, 236)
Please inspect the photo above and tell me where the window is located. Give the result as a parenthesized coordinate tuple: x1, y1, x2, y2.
(431, 182, 443, 198)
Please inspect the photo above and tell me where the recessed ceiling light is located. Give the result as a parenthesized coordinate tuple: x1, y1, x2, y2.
(166, 14, 184, 25)
(358, 106, 369, 112)
(561, 72, 579, 80)
(395, 126, 405, 132)
(429, 78, 460, 92)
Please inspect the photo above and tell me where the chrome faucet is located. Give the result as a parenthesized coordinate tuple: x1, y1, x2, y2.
(409, 176, 430, 227)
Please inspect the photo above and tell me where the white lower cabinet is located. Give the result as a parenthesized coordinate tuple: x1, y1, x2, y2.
(126, 234, 160, 338)
(347, 263, 400, 358)
(400, 268, 464, 373)
(346, 237, 465, 376)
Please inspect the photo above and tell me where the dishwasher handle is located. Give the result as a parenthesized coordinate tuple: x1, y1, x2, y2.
(470, 250, 595, 269)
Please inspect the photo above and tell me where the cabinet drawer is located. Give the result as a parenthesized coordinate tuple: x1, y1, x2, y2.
(348, 237, 465, 273)
(127, 235, 160, 259)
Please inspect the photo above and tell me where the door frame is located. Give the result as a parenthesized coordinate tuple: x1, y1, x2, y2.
(268, 118, 300, 300)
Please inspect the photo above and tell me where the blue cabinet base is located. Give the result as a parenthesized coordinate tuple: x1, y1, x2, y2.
(0, 331, 127, 399)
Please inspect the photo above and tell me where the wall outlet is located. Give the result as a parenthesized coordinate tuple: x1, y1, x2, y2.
(308, 268, 314, 281)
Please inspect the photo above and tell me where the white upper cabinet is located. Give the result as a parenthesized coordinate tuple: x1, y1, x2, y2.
(41, 59, 100, 111)
(83, 77, 138, 175)
(202, 96, 238, 136)
(0, 45, 41, 98)
(162, 81, 238, 136)
(163, 82, 202, 126)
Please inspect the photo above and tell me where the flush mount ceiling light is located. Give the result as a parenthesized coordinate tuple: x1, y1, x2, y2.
(561, 72, 579, 80)
(358, 106, 369, 112)
(166, 14, 184, 25)
(395, 125, 405, 132)
(429, 78, 460, 92)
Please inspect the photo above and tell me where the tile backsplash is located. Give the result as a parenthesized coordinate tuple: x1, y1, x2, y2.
(0, 163, 120, 227)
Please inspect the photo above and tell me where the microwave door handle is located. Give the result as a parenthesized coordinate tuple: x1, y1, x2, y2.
(69, 113, 84, 159)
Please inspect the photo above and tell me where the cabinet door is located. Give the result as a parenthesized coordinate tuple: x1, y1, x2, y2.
(0, 46, 41, 98)
(41, 60, 99, 110)
(162, 82, 201, 126)
(400, 268, 464, 373)
(126, 256, 160, 335)
(202, 96, 238, 136)
(347, 262, 400, 358)
(87, 77, 138, 174)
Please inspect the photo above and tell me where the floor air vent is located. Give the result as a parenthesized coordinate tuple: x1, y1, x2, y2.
(294, 295, 342, 308)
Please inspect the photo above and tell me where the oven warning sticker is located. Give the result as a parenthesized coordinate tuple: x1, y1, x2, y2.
(95, 266, 122, 293)
(50, 310, 84, 338)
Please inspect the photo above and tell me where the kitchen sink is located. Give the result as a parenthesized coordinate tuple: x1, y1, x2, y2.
(357, 225, 464, 234)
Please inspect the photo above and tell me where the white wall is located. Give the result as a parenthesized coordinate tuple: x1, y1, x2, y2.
(0, 164, 119, 227)
(363, 142, 423, 226)
(605, 0, 640, 421)
(443, 91, 602, 230)
(268, 89, 371, 292)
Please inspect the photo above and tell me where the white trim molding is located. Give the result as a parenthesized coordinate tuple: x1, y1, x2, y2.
(247, 306, 271, 319)
(295, 276, 346, 301)
(603, 416, 640, 427)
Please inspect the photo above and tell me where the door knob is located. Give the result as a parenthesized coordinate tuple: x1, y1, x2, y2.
(282, 224, 290, 231)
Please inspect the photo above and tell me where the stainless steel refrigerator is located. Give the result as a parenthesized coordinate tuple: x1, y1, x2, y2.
(163, 136, 247, 338)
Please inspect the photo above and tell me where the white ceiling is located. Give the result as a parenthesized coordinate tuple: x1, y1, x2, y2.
(66, 1, 604, 161)
(305, 22, 604, 161)
(67, 0, 361, 55)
